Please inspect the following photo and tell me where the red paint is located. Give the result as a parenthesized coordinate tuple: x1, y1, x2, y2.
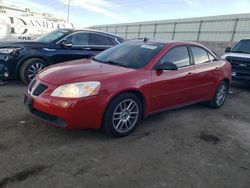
(25, 41, 231, 129)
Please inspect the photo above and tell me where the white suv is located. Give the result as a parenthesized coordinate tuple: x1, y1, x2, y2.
(221, 39, 250, 83)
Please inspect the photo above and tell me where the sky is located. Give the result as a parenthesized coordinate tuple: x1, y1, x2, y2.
(3, 0, 250, 28)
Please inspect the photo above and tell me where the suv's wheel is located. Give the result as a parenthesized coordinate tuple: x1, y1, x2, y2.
(103, 93, 142, 137)
(20, 58, 46, 84)
(209, 81, 229, 108)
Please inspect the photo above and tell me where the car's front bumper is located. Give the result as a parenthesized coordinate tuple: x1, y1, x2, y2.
(24, 78, 107, 129)
(226, 56, 250, 83)
(231, 71, 250, 83)
(0, 54, 10, 81)
(0, 53, 20, 81)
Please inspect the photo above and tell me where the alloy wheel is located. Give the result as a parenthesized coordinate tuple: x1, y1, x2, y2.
(27, 63, 44, 80)
(112, 99, 139, 133)
(215, 84, 227, 106)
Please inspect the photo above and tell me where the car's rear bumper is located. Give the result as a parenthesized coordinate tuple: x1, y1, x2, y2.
(24, 79, 107, 129)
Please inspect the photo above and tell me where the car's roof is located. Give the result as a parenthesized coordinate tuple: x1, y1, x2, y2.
(129, 38, 204, 46)
(240, 39, 250, 41)
(127, 38, 217, 56)
(60, 28, 122, 38)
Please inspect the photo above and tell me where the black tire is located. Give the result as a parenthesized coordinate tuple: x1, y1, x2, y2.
(19, 58, 47, 85)
(102, 93, 142, 137)
(208, 81, 229, 108)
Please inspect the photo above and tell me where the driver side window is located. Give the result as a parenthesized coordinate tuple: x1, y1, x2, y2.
(159, 46, 190, 68)
(65, 32, 89, 45)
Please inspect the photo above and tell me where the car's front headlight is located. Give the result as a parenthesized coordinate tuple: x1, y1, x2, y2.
(0, 48, 20, 54)
(51, 81, 101, 98)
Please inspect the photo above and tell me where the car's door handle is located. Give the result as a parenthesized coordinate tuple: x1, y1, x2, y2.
(82, 47, 91, 50)
(187, 72, 192, 76)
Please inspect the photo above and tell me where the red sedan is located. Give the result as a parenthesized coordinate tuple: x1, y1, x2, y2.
(24, 39, 231, 137)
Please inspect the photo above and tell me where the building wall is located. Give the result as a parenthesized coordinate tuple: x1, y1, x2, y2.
(0, 5, 73, 41)
(90, 14, 250, 43)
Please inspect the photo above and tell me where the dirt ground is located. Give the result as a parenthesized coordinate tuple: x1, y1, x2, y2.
(0, 81, 250, 188)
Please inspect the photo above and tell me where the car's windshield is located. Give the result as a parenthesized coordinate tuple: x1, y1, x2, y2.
(93, 41, 164, 69)
(36, 29, 70, 43)
(232, 40, 250, 54)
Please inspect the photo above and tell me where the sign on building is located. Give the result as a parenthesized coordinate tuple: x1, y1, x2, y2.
(0, 5, 73, 41)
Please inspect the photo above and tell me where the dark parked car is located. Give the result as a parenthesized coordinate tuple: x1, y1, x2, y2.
(221, 39, 250, 83)
(0, 29, 124, 84)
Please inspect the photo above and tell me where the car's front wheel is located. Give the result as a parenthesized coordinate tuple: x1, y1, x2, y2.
(209, 81, 229, 108)
(20, 58, 46, 85)
(103, 93, 142, 137)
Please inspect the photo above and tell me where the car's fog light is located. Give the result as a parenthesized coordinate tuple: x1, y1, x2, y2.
(4, 71, 8, 78)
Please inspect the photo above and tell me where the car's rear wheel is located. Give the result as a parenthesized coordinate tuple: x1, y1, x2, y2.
(20, 58, 46, 85)
(103, 93, 142, 137)
(209, 81, 229, 108)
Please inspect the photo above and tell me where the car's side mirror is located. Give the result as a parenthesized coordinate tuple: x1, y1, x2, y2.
(225, 47, 231, 53)
(61, 40, 73, 48)
(156, 61, 178, 71)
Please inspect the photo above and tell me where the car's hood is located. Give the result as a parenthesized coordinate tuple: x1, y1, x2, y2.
(0, 41, 50, 49)
(221, 52, 250, 59)
(38, 59, 132, 85)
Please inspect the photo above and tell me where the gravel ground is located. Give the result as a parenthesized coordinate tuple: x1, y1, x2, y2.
(0, 81, 250, 188)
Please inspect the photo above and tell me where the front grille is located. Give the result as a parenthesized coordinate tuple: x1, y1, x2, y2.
(30, 108, 66, 127)
(28, 79, 36, 92)
(33, 84, 48, 96)
(226, 56, 250, 70)
(226, 56, 250, 80)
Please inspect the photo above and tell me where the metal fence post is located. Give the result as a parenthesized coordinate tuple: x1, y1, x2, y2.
(172, 22, 177, 40)
(153, 23, 158, 38)
(138, 24, 141, 38)
(231, 18, 238, 42)
(125, 25, 128, 39)
(115, 26, 118, 34)
(197, 20, 203, 41)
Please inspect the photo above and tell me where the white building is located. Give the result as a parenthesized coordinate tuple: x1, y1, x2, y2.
(0, 4, 73, 41)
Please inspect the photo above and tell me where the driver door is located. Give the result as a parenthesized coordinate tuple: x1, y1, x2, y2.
(52, 32, 93, 63)
(151, 46, 197, 112)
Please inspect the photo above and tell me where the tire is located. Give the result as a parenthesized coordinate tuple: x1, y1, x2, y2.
(102, 93, 142, 137)
(19, 58, 47, 85)
(208, 81, 229, 108)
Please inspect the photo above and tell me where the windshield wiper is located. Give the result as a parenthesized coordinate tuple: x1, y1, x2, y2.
(103, 60, 130, 68)
(92, 58, 130, 68)
(92, 57, 104, 63)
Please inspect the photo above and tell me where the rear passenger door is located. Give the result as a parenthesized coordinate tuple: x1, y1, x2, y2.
(190, 46, 221, 100)
(89, 33, 118, 55)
